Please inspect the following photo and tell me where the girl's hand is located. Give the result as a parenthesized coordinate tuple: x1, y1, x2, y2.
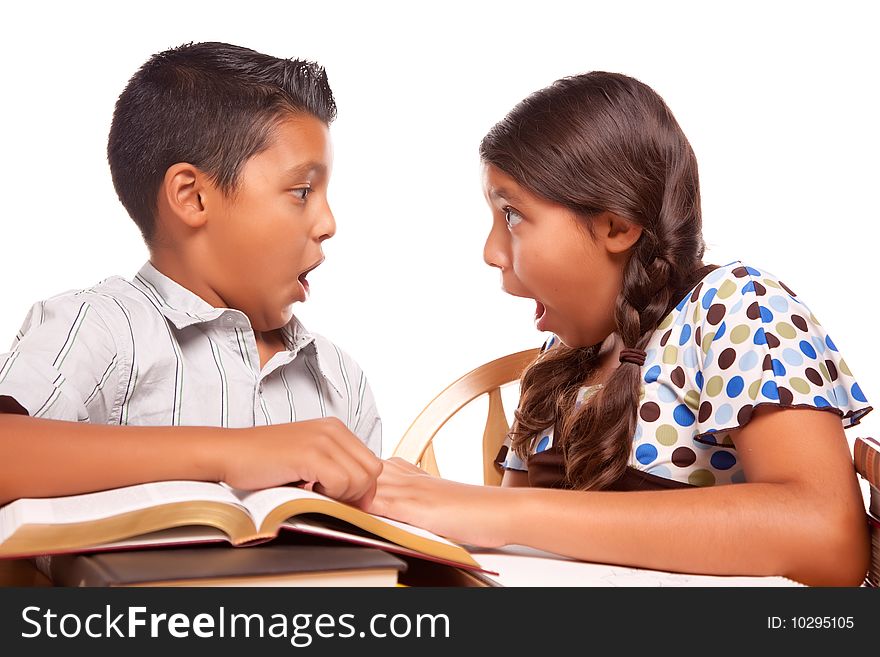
(366, 457, 512, 547)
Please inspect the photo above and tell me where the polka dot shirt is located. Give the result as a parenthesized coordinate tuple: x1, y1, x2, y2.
(505, 261, 873, 486)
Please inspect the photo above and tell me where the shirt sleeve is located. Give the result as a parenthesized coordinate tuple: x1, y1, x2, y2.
(694, 267, 871, 439)
(353, 373, 382, 457)
(498, 435, 528, 471)
(0, 294, 120, 422)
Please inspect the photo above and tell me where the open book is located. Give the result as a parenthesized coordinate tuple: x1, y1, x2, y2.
(0, 481, 482, 571)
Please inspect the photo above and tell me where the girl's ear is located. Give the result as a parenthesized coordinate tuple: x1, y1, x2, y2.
(601, 212, 643, 255)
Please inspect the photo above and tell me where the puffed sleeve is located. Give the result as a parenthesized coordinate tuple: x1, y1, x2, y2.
(694, 264, 871, 437)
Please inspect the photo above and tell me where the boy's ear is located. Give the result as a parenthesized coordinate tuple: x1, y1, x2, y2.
(160, 163, 210, 229)
(601, 212, 643, 255)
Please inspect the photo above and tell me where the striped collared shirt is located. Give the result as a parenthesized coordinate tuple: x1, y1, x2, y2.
(0, 262, 381, 454)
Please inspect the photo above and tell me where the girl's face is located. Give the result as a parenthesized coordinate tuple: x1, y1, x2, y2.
(481, 164, 641, 348)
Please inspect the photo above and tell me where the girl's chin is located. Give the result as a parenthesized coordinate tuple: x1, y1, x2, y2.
(549, 328, 607, 350)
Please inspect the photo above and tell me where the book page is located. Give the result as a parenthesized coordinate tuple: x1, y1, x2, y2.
(280, 518, 467, 563)
(229, 486, 461, 548)
(229, 486, 324, 528)
(0, 481, 241, 544)
(86, 526, 230, 550)
(472, 545, 804, 587)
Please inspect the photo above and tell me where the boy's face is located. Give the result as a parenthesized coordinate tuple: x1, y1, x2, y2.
(203, 114, 335, 332)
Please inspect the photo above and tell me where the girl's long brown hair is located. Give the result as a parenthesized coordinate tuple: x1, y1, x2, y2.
(480, 72, 706, 490)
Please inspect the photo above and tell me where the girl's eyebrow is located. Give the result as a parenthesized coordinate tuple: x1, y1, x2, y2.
(489, 187, 524, 204)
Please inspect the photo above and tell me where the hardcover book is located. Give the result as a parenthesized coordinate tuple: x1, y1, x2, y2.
(854, 436, 879, 485)
(853, 436, 879, 587)
(0, 480, 483, 572)
(39, 543, 408, 587)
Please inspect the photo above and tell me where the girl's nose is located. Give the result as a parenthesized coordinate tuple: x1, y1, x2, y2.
(483, 223, 509, 270)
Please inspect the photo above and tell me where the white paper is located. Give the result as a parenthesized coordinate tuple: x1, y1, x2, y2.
(471, 545, 803, 587)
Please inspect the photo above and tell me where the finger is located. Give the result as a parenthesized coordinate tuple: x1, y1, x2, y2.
(363, 491, 386, 517)
(281, 428, 373, 501)
(308, 448, 377, 504)
(364, 481, 395, 517)
(350, 478, 378, 511)
(377, 464, 423, 487)
(386, 456, 427, 474)
(365, 485, 422, 524)
(322, 422, 383, 477)
(307, 453, 350, 501)
(324, 441, 381, 502)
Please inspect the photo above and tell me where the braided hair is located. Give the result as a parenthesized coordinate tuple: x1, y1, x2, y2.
(480, 72, 706, 490)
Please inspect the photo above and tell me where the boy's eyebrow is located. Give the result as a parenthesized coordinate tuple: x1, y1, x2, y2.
(283, 162, 327, 179)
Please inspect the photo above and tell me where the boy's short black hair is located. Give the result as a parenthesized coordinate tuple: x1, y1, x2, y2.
(107, 41, 337, 243)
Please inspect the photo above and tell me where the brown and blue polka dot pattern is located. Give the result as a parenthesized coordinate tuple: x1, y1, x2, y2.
(631, 261, 871, 486)
(503, 261, 873, 484)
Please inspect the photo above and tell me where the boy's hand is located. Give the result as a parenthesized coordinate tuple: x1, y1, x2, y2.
(219, 418, 382, 506)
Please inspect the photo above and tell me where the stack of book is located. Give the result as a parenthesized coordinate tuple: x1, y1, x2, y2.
(854, 436, 880, 587)
(0, 481, 496, 587)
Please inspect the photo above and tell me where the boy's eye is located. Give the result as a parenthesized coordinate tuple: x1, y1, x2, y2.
(504, 207, 523, 229)
(291, 187, 311, 201)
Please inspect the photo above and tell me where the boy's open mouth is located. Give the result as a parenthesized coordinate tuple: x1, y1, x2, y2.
(297, 259, 324, 298)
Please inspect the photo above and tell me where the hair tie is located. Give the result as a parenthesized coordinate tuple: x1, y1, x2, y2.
(619, 348, 647, 366)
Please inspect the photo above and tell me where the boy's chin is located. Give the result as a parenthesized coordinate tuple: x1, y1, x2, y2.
(245, 306, 294, 333)
(278, 305, 297, 325)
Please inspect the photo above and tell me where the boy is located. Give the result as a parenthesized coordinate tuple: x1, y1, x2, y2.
(0, 42, 382, 507)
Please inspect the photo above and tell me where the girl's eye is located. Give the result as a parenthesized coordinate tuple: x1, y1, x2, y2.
(291, 187, 311, 201)
(504, 207, 523, 229)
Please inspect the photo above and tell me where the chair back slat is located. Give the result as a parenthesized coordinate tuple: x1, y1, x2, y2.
(418, 443, 440, 477)
(393, 348, 540, 483)
(482, 388, 508, 485)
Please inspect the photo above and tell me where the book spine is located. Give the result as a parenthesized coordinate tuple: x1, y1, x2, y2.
(869, 514, 880, 588)
(854, 437, 880, 490)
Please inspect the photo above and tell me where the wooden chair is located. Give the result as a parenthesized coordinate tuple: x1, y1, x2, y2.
(392, 348, 540, 485)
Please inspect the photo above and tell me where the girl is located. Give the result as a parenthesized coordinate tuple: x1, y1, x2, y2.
(368, 72, 873, 586)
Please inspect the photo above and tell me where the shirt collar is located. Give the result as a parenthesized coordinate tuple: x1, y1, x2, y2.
(280, 315, 344, 397)
(132, 262, 343, 396)
(133, 262, 223, 329)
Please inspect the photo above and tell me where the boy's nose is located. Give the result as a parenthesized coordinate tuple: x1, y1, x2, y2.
(317, 205, 336, 242)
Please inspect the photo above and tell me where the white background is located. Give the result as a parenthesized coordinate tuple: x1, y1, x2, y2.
(1, 1, 877, 485)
